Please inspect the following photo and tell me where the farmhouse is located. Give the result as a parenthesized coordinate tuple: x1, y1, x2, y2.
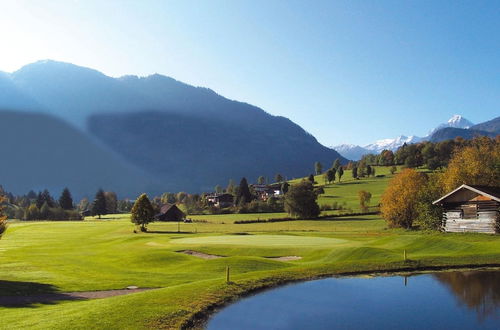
(433, 184, 500, 234)
(206, 193, 234, 208)
(251, 184, 283, 201)
(155, 204, 186, 222)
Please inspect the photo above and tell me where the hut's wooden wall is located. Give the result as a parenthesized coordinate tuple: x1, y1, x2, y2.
(442, 201, 499, 234)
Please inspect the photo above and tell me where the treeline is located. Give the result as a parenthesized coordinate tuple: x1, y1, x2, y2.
(359, 136, 500, 170)
(380, 137, 499, 230)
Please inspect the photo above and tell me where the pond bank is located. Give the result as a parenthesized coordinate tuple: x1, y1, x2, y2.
(183, 262, 500, 329)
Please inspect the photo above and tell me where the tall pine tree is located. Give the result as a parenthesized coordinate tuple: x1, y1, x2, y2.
(91, 189, 107, 219)
(236, 178, 252, 205)
(59, 188, 73, 210)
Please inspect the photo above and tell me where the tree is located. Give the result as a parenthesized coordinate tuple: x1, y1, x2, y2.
(274, 174, 284, 183)
(58, 188, 73, 210)
(352, 167, 358, 179)
(281, 182, 290, 194)
(104, 191, 118, 214)
(358, 190, 372, 212)
(40, 202, 50, 220)
(0, 195, 7, 237)
(24, 204, 40, 220)
(372, 167, 376, 177)
(366, 165, 372, 177)
(36, 189, 55, 209)
(440, 137, 500, 192)
(284, 181, 320, 219)
(226, 179, 236, 195)
(214, 185, 223, 194)
(130, 193, 155, 232)
(176, 192, 187, 203)
(91, 189, 107, 219)
(236, 178, 252, 205)
(390, 166, 397, 175)
(338, 167, 344, 182)
(380, 169, 428, 229)
(332, 158, 341, 170)
(326, 169, 335, 183)
(308, 174, 315, 184)
(257, 176, 266, 185)
(314, 162, 323, 175)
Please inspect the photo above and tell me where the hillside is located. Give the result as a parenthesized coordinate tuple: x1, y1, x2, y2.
(0, 111, 154, 198)
(429, 127, 496, 142)
(470, 116, 500, 134)
(88, 111, 344, 192)
(1, 60, 346, 194)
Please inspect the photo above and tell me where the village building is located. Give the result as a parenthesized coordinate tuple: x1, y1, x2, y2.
(433, 184, 500, 234)
(251, 184, 283, 201)
(155, 204, 186, 222)
(206, 193, 234, 208)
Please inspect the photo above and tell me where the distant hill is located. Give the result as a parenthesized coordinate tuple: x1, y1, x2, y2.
(0, 111, 154, 198)
(0, 60, 346, 194)
(470, 116, 500, 134)
(429, 127, 496, 142)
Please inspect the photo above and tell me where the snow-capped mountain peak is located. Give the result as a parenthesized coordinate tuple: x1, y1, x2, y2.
(447, 114, 473, 128)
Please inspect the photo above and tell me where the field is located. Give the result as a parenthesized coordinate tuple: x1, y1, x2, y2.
(1, 214, 499, 329)
(0, 166, 498, 329)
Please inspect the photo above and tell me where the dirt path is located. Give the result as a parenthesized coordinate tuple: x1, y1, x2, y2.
(0, 288, 153, 307)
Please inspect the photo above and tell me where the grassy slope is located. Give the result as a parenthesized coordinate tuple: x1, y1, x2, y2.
(1, 216, 499, 329)
(1, 166, 498, 329)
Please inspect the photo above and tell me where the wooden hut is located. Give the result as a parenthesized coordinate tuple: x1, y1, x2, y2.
(433, 184, 499, 234)
(155, 204, 186, 222)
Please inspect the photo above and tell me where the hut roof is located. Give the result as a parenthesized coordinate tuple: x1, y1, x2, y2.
(433, 184, 500, 205)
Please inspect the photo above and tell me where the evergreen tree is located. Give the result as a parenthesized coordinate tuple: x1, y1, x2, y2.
(352, 167, 358, 179)
(366, 165, 372, 177)
(36, 189, 55, 209)
(130, 193, 155, 232)
(236, 178, 252, 205)
(281, 182, 290, 194)
(326, 169, 335, 183)
(91, 189, 107, 219)
(274, 174, 284, 183)
(58, 188, 73, 210)
(314, 162, 323, 175)
(338, 167, 344, 182)
(308, 174, 315, 183)
(257, 176, 265, 185)
(284, 181, 320, 219)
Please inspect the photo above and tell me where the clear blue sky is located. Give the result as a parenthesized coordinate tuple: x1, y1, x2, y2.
(1, 0, 499, 146)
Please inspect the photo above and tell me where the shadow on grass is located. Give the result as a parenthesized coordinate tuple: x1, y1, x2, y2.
(146, 230, 195, 234)
(0, 280, 82, 308)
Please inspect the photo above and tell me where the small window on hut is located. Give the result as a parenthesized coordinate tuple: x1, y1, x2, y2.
(461, 204, 477, 219)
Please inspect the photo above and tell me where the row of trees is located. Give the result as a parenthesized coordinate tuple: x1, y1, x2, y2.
(381, 137, 499, 229)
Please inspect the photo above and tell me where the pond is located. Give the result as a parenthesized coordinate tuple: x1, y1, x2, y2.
(207, 269, 500, 329)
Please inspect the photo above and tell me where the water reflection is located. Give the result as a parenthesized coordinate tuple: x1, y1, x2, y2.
(434, 271, 500, 320)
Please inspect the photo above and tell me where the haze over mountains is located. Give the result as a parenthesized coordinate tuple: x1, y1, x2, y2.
(0, 60, 346, 198)
(333, 115, 499, 160)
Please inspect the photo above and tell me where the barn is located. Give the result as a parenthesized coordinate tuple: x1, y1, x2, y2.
(155, 204, 186, 222)
(432, 184, 499, 234)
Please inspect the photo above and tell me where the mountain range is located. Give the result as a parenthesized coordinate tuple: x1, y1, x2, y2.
(333, 115, 499, 160)
(0, 60, 346, 198)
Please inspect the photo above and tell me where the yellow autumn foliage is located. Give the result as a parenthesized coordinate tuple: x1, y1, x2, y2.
(440, 137, 500, 191)
(381, 168, 428, 229)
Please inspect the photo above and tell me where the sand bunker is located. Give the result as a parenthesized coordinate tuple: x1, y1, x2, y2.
(266, 256, 302, 261)
(178, 250, 224, 259)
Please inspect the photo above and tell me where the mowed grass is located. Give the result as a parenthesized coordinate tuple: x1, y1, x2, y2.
(0, 215, 499, 329)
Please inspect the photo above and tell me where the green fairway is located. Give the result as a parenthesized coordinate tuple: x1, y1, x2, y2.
(172, 234, 348, 246)
(0, 214, 499, 329)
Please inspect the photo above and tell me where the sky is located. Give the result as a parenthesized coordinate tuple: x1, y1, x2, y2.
(1, 0, 499, 146)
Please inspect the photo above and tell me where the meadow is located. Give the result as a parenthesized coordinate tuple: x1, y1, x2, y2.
(0, 166, 498, 329)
